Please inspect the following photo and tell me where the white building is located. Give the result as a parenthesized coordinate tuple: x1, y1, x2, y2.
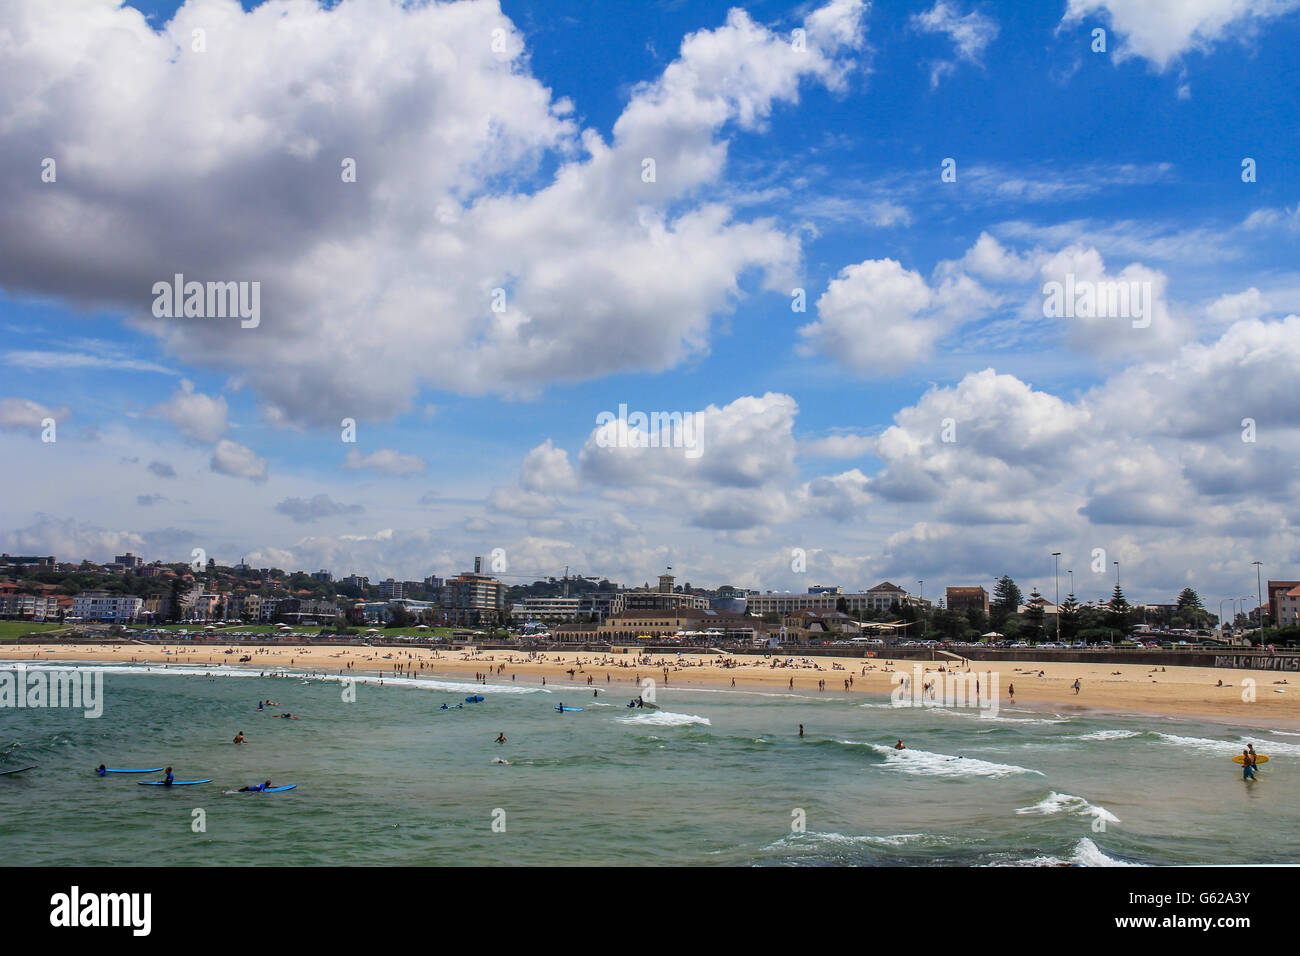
(72, 592, 143, 623)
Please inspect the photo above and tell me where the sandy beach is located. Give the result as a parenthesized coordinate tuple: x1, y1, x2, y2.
(7, 642, 1298, 730)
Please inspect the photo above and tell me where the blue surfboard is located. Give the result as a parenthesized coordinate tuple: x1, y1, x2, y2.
(555, 706, 583, 712)
(100, 767, 163, 774)
(139, 779, 212, 786)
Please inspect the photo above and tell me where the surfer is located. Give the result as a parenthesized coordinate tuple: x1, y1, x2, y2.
(798, 724, 804, 738)
(1242, 749, 1256, 780)
(496, 733, 507, 744)
(894, 739, 906, 750)
(161, 767, 175, 787)
(1072, 679, 1081, 695)
(239, 781, 272, 792)
(257, 701, 264, 711)
(233, 731, 247, 744)
(96, 764, 107, 776)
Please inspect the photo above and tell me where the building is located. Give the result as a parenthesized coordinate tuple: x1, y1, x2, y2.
(1279, 586, 1300, 627)
(440, 571, 508, 625)
(807, 584, 842, 595)
(341, 574, 370, 589)
(515, 596, 584, 623)
(610, 574, 710, 615)
(0, 554, 56, 569)
(310, 569, 333, 583)
(378, 578, 404, 600)
(553, 607, 767, 645)
(114, 553, 143, 569)
(946, 586, 989, 616)
(1267, 581, 1300, 628)
(746, 582, 920, 618)
(0, 593, 61, 620)
(71, 592, 143, 623)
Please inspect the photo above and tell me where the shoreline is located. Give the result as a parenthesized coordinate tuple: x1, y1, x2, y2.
(5, 642, 1299, 732)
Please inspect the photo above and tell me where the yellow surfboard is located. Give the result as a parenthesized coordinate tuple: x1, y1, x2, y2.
(1232, 754, 1270, 765)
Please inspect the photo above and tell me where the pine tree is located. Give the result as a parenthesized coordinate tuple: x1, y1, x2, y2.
(1059, 592, 1081, 642)
(1104, 584, 1132, 635)
(991, 575, 1023, 629)
(1176, 587, 1203, 610)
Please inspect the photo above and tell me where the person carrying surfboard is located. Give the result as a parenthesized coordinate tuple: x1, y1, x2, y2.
(1242, 749, 1256, 780)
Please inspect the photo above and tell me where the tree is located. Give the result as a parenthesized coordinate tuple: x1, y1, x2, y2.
(1059, 593, 1081, 642)
(1104, 584, 1132, 636)
(1176, 587, 1204, 610)
(991, 576, 1023, 629)
(1022, 591, 1046, 642)
(836, 596, 849, 614)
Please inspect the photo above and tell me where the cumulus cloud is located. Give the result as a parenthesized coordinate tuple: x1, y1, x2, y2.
(1061, 0, 1300, 71)
(148, 379, 228, 442)
(0, 397, 70, 434)
(799, 258, 998, 373)
(0, 0, 867, 426)
(210, 439, 268, 482)
(520, 439, 578, 494)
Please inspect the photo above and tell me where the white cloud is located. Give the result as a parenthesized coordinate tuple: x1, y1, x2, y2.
(210, 439, 268, 482)
(0, 397, 69, 434)
(1205, 287, 1271, 324)
(0, 0, 867, 426)
(1061, 0, 1300, 71)
(912, 1, 999, 86)
(343, 448, 427, 476)
(520, 439, 578, 494)
(148, 379, 228, 443)
(275, 494, 364, 524)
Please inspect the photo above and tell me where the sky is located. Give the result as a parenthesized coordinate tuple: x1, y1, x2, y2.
(1, 0, 1298, 609)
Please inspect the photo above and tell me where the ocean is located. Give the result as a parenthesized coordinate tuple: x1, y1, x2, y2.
(1, 661, 1295, 866)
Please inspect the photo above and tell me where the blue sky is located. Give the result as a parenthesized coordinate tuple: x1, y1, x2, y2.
(2, 0, 1298, 606)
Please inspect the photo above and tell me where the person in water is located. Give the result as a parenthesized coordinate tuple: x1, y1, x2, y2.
(496, 733, 507, 744)
(239, 780, 272, 792)
(162, 767, 175, 786)
(96, 764, 108, 775)
(233, 732, 247, 744)
(798, 724, 804, 738)
(894, 739, 906, 750)
(257, 701, 264, 711)
(1242, 749, 1256, 780)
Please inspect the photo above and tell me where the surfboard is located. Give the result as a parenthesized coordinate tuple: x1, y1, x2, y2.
(1232, 754, 1270, 765)
(139, 779, 212, 786)
(0, 766, 35, 776)
(100, 768, 163, 774)
(555, 706, 583, 712)
(465, 696, 484, 702)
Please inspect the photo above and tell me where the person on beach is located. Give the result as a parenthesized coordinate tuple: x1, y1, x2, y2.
(1072, 679, 1081, 695)
(233, 731, 247, 744)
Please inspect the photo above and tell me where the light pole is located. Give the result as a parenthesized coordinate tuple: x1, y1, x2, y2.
(917, 580, 924, 640)
(1052, 552, 1062, 643)
(1113, 561, 1120, 589)
(1252, 561, 1265, 641)
(1219, 597, 1231, 638)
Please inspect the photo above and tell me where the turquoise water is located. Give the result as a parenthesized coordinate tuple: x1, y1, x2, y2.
(1, 661, 1297, 866)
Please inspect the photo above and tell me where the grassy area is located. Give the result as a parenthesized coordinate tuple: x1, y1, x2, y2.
(0, 621, 69, 641)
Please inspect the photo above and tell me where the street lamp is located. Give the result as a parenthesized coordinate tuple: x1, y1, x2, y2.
(917, 580, 924, 640)
(1219, 597, 1231, 638)
(1050, 554, 1060, 642)
(1252, 561, 1265, 640)
(1113, 560, 1120, 589)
